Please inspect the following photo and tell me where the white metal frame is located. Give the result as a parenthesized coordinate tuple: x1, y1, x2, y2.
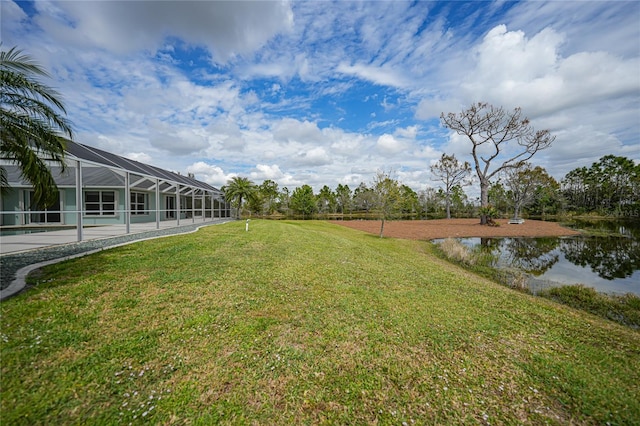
(0, 151, 231, 241)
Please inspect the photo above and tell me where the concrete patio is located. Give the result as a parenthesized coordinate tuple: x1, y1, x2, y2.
(0, 218, 227, 255)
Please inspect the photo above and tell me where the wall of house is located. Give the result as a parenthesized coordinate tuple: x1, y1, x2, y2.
(2, 186, 229, 227)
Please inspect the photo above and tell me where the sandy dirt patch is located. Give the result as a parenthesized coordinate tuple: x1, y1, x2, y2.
(329, 218, 581, 240)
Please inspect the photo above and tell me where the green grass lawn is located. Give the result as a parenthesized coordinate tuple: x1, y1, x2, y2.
(1, 220, 638, 425)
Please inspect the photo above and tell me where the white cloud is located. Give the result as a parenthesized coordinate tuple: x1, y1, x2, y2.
(251, 164, 286, 181)
(186, 162, 233, 188)
(502, 1, 640, 58)
(455, 24, 640, 119)
(33, 0, 293, 63)
(336, 62, 409, 88)
(414, 96, 464, 121)
(397, 169, 433, 192)
(329, 132, 367, 157)
(147, 120, 209, 155)
(0, 0, 27, 33)
(411, 144, 442, 162)
(125, 152, 153, 164)
(376, 134, 406, 155)
(539, 126, 628, 179)
(394, 125, 419, 139)
(249, 164, 300, 187)
(272, 118, 324, 144)
(338, 173, 367, 188)
(294, 147, 331, 167)
(476, 25, 562, 82)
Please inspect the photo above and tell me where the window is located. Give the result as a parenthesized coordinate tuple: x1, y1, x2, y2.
(131, 192, 148, 215)
(29, 191, 62, 223)
(85, 191, 116, 216)
(165, 196, 176, 219)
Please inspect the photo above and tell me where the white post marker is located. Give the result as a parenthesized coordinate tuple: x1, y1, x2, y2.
(246, 219, 250, 232)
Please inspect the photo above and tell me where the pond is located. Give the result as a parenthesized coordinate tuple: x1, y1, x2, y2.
(450, 219, 640, 296)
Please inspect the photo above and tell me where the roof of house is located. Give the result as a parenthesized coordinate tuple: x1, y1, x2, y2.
(65, 140, 220, 192)
(3, 139, 223, 196)
(3, 164, 124, 187)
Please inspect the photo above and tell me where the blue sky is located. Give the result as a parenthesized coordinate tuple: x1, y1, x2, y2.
(2, 0, 639, 194)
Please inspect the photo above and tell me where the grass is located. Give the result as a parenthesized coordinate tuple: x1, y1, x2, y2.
(1, 220, 639, 425)
(539, 285, 640, 329)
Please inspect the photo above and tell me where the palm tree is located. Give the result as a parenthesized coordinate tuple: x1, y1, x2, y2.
(1, 45, 73, 207)
(222, 176, 256, 219)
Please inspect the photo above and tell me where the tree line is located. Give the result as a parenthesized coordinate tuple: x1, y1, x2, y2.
(562, 155, 640, 216)
(223, 171, 420, 237)
(224, 154, 640, 221)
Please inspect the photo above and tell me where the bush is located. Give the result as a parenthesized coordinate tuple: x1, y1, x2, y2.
(438, 238, 474, 265)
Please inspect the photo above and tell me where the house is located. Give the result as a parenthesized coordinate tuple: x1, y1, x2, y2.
(1, 140, 231, 234)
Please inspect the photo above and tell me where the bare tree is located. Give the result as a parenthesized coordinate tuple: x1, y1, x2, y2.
(441, 102, 555, 224)
(430, 153, 472, 219)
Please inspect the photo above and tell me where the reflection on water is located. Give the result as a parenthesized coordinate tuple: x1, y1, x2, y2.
(455, 219, 640, 296)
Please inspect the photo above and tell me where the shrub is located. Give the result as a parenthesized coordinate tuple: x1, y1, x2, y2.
(439, 238, 474, 265)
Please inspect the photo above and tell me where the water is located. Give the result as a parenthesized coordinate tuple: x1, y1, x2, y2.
(447, 219, 640, 296)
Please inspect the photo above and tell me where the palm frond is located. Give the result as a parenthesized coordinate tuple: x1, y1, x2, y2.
(0, 45, 72, 207)
(0, 46, 50, 78)
(1, 69, 69, 113)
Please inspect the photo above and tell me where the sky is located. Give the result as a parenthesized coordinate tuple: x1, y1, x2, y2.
(2, 0, 639, 195)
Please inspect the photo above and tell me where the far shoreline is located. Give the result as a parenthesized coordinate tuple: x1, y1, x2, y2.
(329, 218, 582, 240)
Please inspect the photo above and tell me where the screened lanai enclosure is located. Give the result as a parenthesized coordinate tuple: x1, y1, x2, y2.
(0, 140, 231, 242)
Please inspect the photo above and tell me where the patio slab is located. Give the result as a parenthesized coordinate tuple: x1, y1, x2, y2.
(0, 218, 225, 255)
